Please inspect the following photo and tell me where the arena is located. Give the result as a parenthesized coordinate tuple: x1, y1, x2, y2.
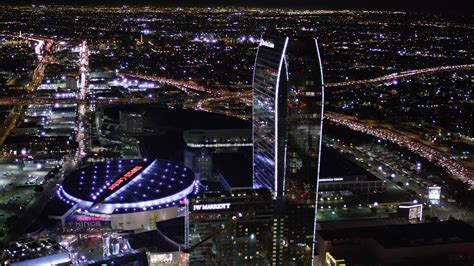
(52, 159, 198, 231)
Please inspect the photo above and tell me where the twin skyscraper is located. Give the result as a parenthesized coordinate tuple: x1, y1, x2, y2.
(253, 34, 325, 264)
(253, 34, 325, 199)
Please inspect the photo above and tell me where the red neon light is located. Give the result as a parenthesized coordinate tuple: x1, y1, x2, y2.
(76, 216, 107, 222)
(108, 166, 143, 191)
(87, 233, 102, 239)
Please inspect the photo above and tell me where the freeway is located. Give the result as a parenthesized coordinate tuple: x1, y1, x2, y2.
(327, 138, 474, 223)
(1, 34, 472, 188)
(73, 40, 90, 166)
(25, 39, 54, 93)
(0, 97, 167, 105)
(122, 64, 474, 95)
(0, 33, 55, 45)
(0, 63, 469, 106)
(193, 64, 473, 114)
(196, 91, 252, 119)
(194, 91, 474, 191)
(325, 64, 474, 88)
(324, 112, 474, 190)
(0, 105, 23, 146)
(118, 73, 222, 96)
(0, 34, 58, 245)
(0, 36, 55, 145)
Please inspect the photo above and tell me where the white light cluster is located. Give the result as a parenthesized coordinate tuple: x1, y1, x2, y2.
(59, 180, 197, 214)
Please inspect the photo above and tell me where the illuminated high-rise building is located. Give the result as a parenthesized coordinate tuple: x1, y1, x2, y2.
(252, 35, 289, 198)
(252, 34, 325, 265)
(252, 34, 324, 198)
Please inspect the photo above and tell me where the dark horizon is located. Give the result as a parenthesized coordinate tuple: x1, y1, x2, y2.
(0, 0, 472, 13)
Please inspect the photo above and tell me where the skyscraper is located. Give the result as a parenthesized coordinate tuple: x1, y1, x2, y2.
(252, 34, 325, 265)
(252, 35, 290, 198)
(252, 35, 325, 199)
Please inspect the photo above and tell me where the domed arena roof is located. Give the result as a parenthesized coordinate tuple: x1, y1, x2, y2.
(57, 159, 197, 214)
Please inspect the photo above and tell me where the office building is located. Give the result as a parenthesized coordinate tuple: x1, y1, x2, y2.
(315, 220, 474, 266)
(120, 111, 144, 134)
(183, 129, 252, 149)
(184, 148, 214, 182)
(253, 34, 325, 264)
(252, 34, 324, 198)
(188, 189, 275, 265)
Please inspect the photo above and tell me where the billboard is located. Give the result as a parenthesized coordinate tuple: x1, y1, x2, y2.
(428, 186, 441, 205)
(399, 204, 423, 221)
(147, 252, 181, 265)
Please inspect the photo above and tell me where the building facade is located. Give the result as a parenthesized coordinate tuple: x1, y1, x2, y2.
(188, 190, 275, 265)
(252, 35, 324, 199)
(252, 35, 289, 197)
(119, 111, 144, 133)
(184, 148, 213, 182)
(252, 34, 325, 265)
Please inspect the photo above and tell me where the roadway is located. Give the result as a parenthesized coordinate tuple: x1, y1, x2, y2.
(0, 63, 470, 106)
(196, 91, 252, 120)
(325, 112, 474, 190)
(0, 97, 166, 106)
(2, 33, 473, 192)
(118, 73, 222, 96)
(73, 40, 90, 166)
(327, 138, 474, 223)
(0, 34, 57, 245)
(0, 36, 55, 145)
(188, 64, 474, 191)
(0, 105, 23, 146)
(325, 64, 474, 88)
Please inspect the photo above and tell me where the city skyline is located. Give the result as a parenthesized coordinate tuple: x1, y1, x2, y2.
(0, 5, 472, 265)
(0, 0, 472, 11)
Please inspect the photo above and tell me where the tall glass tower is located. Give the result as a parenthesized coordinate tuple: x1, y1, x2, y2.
(252, 34, 325, 264)
(253, 35, 324, 198)
(253, 35, 290, 198)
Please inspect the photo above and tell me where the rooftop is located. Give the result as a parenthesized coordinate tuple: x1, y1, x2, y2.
(318, 220, 474, 249)
(57, 159, 197, 214)
(214, 151, 253, 189)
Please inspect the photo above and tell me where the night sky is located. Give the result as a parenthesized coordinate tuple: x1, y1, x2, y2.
(0, 0, 471, 12)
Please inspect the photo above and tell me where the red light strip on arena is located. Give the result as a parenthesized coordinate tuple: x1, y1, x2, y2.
(107, 165, 143, 191)
(76, 216, 107, 222)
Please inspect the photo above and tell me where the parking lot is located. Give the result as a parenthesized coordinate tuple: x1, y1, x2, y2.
(0, 162, 50, 239)
(326, 137, 474, 223)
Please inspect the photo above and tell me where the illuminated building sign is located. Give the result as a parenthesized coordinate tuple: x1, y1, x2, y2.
(399, 204, 423, 221)
(72, 221, 107, 228)
(91, 161, 151, 208)
(66, 215, 110, 222)
(260, 39, 275, 48)
(149, 253, 174, 264)
(108, 166, 143, 191)
(319, 178, 344, 182)
(75, 216, 109, 222)
(428, 186, 441, 204)
(65, 215, 111, 230)
(192, 203, 231, 211)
